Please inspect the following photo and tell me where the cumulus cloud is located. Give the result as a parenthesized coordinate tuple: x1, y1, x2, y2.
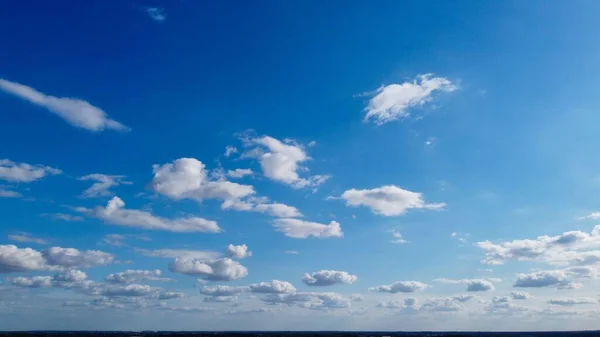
(0, 245, 49, 272)
(511, 291, 533, 300)
(547, 297, 597, 306)
(369, 281, 428, 293)
(227, 169, 253, 179)
(8, 232, 47, 245)
(434, 278, 496, 292)
(332, 185, 445, 216)
(420, 298, 464, 312)
(0, 245, 112, 273)
(157, 292, 185, 300)
(105, 269, 169, 283)
(262, 292, 350, 310)
(169, 257, 248, 281)
(54, 269, 88, 283)
(151, 158, 301, 218)
(84, 283, 156, 297)
(249, 280, 296, 294)
(151, 158, 255, 203)
(200, 285, 247, 296)
(12, 276, 53, 288)
(362, 74, 456, 125)
(78, 174, 132, 198)
(0, 159, 61, 183)
(513, 270, 583, 289)
(0, 79, 129, 132)
(578, 212, 600, 220)
(136, 248, 221, 260)
(87, 196, 220, 233)
(242, 136, 330, 189)
(42, 247, 114, 269)
(272, 218, 343, 239)
(301, 270, 358, 286)
(226, 244, 252, 259)
(476, 225, 600, 266)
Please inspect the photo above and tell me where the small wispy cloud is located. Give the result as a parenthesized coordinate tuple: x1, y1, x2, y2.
(145, 7, 166, 22)
(0, 79, 129, 132)
(390, 230, 409, 244)
(8, 232, 48, 245)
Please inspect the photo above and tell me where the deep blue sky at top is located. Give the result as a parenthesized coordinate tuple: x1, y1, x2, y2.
(2, 0, 600, 291)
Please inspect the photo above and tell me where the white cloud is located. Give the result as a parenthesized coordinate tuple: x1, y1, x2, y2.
(227, 169, 253, 179)
(249, 280, 297, 294)
(152, 158, 301, 218)
(223, 198, 302, 218)
(79, 174, 132, 198)
(42, 247, 114, 268)
(0, 245, 49, 272)
(578, 212, 600, 220)
(363, 74, 456, 125)
(301, 270, 358, 286)
(284, 250, 300, 255)
(157, 292, 185, 300)
(0, 159, 61, 183)
(200, 285, 247, 296)
(224, 146, 238, 157)
(226, 244, 252, 259)
(261, 292, 350, 310)
(8, 232, 47, 245)
(151, 158, 255, 203)
(84, 283, 156, 297)
(54, 269, 87, 283)
(0, 186, 21, 198)
(547, 297, 597, 306)
(308, 141, 317, 147)
(272, 219, 343, 239)
(513, 270, 582, 289)
(169, 257, 248, 281)
(511, 291, 533, 300)
(45, 213, 84, 222)
(12, 276, 53, 288)
(136, 248, 220, 260)
(0, 79, 129, 131)
(145, 7, 166, 22)
(204, 295, 237, 303)
(492, 296, 510, 304)
(0, 245, 113, 273)
(349, 294, 363, 302)
(100, 234, 150, 247)
(434, 278, 496, 292)
(476, 225, 600, 266)
(105, 269, 168, 283)
(377, 300, 405, 309)
(88, 196, 220, 233)
(420, 298, 464, 312)
(369, 281, 428, 293)
(390, 230, 408, 244)
(224, 308, 272, 315)
(242, 136, 330, 189)
(333, 185, 445, 216)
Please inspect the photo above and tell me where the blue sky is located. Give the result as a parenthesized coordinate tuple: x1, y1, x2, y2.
(2, 0, 600, 331)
